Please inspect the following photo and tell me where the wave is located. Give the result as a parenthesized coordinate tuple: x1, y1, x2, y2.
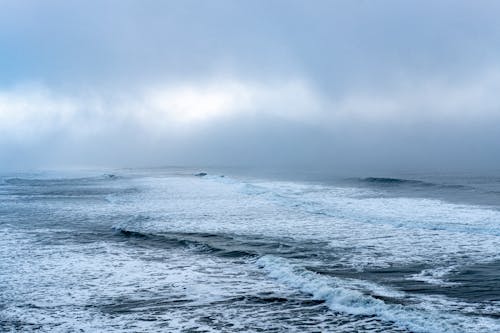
(2, 174, 135, 199)
(351, 177, 482, 192)
(357, 177, 469, 191)
(257, 255, 500, 333)
(115, 223, 499, 332)
(4, 174, 122, 186)
(113, 224, 339, 262)
(114, 228, 252, 257)
(362, 177, 428, 185)
(114, 227, 293, 259)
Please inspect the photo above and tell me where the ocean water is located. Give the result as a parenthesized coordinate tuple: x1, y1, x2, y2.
(1, 168, 499, 332)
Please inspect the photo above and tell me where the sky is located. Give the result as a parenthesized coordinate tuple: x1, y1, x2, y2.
(1, 0, 500, 173)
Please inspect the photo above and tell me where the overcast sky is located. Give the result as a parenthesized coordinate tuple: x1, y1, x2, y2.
(1, 0, 500, 173)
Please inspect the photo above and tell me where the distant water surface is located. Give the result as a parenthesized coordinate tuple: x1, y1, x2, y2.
(1, 168, 499, 332)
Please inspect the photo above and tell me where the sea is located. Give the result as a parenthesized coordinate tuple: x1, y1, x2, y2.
(1, 167, 499, 332)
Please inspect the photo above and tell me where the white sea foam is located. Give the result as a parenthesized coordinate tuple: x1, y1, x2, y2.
(409, 266, 460, 286)
(3, 172, 500, 332)
(121, 175, 500, 271)
(0, 226, 414, 332)
(0, 228, 309, 332)
(257, 255, 500, 333)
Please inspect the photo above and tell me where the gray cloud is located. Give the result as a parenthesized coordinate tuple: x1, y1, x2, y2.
(1, 0, 500, 173)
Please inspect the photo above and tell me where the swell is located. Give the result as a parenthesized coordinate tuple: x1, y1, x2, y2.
(114, 228, 328, 259)
(4, 174, 122, 186)
(362, 177, 429, 185)
(357, 177, 469, 190)
(3, 174, 138, 198)
(118, 228, 256, 258)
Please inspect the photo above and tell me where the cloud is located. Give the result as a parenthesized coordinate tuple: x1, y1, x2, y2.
(0, 85, 78, 140)
(3, 67, 499, 140)
(330, 68, 500, 125)
(1, 1, 500, 171)
(142, 79, 324, 128)
(1, 67, 499, 171)
(0, 78, 322, 141)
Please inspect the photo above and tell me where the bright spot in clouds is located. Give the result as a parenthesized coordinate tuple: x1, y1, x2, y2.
(143, 79, 324, 127)
(1, 71, 500, 145)
(145, 81, 253, 123)
(0, 78, 323, 142)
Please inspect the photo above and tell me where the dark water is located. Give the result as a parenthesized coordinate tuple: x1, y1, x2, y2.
(1, 169, 499, 332)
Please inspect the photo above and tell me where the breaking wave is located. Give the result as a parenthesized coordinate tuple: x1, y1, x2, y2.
(257, 255, 500, 333)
